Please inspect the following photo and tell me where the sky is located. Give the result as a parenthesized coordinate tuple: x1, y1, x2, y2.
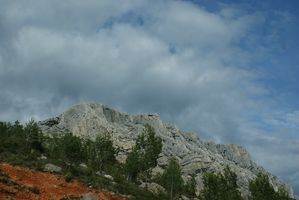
(0, 0, 298, 195)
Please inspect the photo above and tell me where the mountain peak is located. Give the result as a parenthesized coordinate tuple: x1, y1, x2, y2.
(39, 102, 295, 198)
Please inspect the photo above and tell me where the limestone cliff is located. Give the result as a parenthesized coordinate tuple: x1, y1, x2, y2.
(38, 102, 294, 198)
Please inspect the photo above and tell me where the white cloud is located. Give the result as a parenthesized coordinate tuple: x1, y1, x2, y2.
(0, 0, 298, 194)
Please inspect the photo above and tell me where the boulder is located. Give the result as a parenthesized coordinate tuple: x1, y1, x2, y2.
(79, 163, 88, 169)
(44, 163, 62, 173)
(180, 195, 190, 200)
(80, 194, 98, 200)
(103, 174, 114, 181)
(95, 171, 114, 181)
(139, 182, 166, 194)
(38, 155, 47, 160)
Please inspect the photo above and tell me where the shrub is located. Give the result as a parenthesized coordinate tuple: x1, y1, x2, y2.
(249, 173, 291, 200)
(29, 186, 40, 194)
(65, 172, 74, 182)
(202, 166, 243, 200)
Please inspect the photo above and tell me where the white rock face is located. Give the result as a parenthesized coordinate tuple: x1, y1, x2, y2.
(38, 102, 294, 198)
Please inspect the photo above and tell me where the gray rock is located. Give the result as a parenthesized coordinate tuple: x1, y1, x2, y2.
(139, 182, 166, 194)
(103, 174, 114, 181)
(39, 102, 295, 199)
(79, 163, 88, 169)
(80, 194, 98, 200)
(180, 195, 190, 200)
(95, 171, 114, 181)
(44, 163, 62, 173)
(38, 155, 47, 160)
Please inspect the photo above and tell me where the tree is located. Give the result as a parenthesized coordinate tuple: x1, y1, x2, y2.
(202, 166, 243, 200)
(84, 133, 117, 171)
(125, 146, 144, 182)
(24, 119, 44, 153)
(202, 172, 223, 200)
(11, 121, 24, 137)
(222, 167, 243, 200)
(276, 187, 291, 200)
(0, 122, 17, 153)
(60, 133, 83, 166)
(184, 175, 196, 197)
(249, 173, 291, 200)
(249, 173, 276, 200)
(125, 124, 162, 182)
(160, 158, 184, 200)
(45, 134, 61, 159)
(135, 124, 162, 170)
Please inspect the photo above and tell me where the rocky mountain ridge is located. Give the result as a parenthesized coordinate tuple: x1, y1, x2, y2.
(38, 102, 295, 198)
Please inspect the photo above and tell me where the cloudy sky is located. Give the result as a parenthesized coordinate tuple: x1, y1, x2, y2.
(0, 0, 298, 195)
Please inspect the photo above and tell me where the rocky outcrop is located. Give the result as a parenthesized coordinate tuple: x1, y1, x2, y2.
(139, 182, 166, 194)
(44, 163, 62, 173)
(38, 102, 295, 198)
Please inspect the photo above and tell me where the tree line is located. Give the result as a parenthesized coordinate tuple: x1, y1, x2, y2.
(0, 120, 294, 200)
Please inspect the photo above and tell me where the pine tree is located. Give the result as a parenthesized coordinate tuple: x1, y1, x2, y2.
(84, 133, 117, 171)
(222, 167, 243, 200)
(249, 173, 291, 200)
(161, 158, 184, 200)
(125, 147, 143, 181)
(202, 166, 243, 200)
(125, 124, 162, 182)
(60, 133, 83, 166)
(202, 172, 223, 200)
(24, 119, 44, 153)
(184, 175, 197, 197)
(249, 173, 277, 200)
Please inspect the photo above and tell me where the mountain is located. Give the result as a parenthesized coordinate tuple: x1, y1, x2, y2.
(38, 102, 295, 199)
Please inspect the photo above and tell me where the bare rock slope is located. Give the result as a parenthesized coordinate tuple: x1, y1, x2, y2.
(39, 102, 294, 198)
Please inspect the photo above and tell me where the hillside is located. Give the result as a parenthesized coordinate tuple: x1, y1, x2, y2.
(0, 163, 127, 200)
(38, 102, 295, 199)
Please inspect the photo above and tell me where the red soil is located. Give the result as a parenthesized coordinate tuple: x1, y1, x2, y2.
(0, 163, 128, 200)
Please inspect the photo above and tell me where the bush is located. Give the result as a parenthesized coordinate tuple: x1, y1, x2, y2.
(65, 172, 74, 182)
(249, 173, 291, 200)
(202, 166, 243, 200)
(29, 186, 40, 194)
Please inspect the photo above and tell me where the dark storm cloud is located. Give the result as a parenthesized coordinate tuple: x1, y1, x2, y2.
(0, 0, 298, 195)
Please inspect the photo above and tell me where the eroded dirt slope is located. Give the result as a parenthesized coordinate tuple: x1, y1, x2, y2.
(0, 163, 127, 200)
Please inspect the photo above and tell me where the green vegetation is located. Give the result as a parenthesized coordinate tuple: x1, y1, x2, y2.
(249, 173, 291, 200)
(201, 166, 243, 200)
(84, 134, 118, 172)
(201, 167, 293, 200)
(184, 175, 196, 197)
(0, 120, 294, 200)
(61, 132, 84, 166)
(0, 120, 166, 199)
(0, 120, 44, 166)
(160, 158, 184, 200)
(125, 124, 162, 182)
(24, 119, 44, 153)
